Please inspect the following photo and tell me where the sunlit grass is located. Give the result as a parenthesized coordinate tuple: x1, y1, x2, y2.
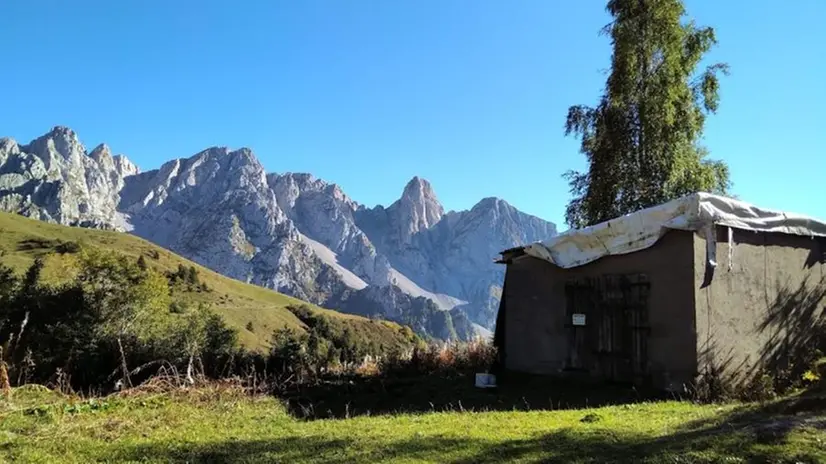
(1, 385, 825, 463)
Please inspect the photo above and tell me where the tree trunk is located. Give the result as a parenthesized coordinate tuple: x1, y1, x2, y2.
(186, 354, 195, 385)
(117, 337, 132, 388)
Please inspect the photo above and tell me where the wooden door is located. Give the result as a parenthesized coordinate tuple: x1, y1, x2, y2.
(564, 274, 650, 383)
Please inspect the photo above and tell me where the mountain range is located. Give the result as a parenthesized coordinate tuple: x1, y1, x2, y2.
(0, 127, 557, 340)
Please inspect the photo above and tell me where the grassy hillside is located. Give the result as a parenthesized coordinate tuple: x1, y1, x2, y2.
(2, 385, 825, 463)
(0, 212, 415, 351)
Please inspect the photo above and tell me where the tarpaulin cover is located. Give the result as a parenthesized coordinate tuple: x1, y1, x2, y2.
(519, 192, 826, 269)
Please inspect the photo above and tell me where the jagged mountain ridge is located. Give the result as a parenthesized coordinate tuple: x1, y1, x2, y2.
(0, 127, 557, 339)
(0, 127, 137, 230)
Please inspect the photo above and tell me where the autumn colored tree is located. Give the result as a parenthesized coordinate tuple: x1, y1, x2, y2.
(563, 0, 731, 228)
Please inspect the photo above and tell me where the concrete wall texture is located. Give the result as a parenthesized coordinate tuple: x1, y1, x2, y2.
(501, 226, 826, 390)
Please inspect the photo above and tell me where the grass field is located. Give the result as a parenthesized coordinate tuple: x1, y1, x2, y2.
(2, 383, 826, 463)
(0, 212, 412, 350)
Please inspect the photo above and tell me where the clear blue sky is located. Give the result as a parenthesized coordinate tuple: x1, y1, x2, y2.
(2, 1, 824, 229)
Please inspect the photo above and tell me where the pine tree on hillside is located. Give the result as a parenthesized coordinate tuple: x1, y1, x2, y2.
(137, 255, 148, 271)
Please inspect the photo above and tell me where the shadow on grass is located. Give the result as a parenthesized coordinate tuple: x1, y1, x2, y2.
(107, 410, 826, 464)
(680, 389, 826, 447)
(276, 371, 674, 420)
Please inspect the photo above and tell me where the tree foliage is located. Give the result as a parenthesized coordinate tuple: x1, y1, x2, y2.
(563, 0, 731, 228)
(136, 254, 148, 271)
(166, 263, 207, 292)
(0, 250, 238, 390)
(77, 249, 172, 343)
(0, 265, 17, 316)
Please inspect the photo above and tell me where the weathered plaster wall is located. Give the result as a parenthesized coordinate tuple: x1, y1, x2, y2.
(693, 226, 826, 387)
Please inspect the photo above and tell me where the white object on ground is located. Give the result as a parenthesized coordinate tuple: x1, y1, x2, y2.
(475, 373, 497, 388)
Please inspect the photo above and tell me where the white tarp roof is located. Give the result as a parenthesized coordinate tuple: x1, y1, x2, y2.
(516, 192, 826, 269)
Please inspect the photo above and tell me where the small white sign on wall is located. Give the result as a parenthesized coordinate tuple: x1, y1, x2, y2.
(572, 313, 586, 326)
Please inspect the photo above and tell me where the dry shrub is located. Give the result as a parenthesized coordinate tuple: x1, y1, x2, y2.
(354, 355, 381, 376)
(380, 338, 497, 377)
(459, 338, 498, 372)
(115, 375, 253, 403)
(437, 344, 456, 368)
(0, 360, 11, 398)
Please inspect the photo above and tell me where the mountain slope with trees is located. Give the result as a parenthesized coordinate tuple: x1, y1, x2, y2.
(0, 211, 418, 353)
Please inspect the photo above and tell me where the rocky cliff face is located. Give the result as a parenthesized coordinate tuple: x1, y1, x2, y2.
(0, 127, 137, 230)
(117, 148, 353, 305)
(0, 127, 557, 340)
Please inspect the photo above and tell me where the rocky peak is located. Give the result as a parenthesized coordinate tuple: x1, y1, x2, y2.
(113, 155, 139, 178)
(123, 145, 275, 214)
(89, 143, 112, 159)
(268, 172, 372, 280)
(0, 127, 140, 230)
(391, 176, 444, 241)
(26, 126, 85, 163)
(49, 126, 76, 137)
(270, 173, 320, 192)
(268, 173, 302, 212)
(88, 144, 114, 170)
(468, 196, 517, 219)
(85, 143, 139, 182)
(229, 147, 255, 162)
(194, 146, 231, 160)
(0, 138, 20, 165)
(185, 147, 267, 187)
(0, 137, 19, 154)
(473, 196, 504, 209)
(401, 177, 440, 208)
(325, 182, 348, 202)
(270, 173, 359, 214)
